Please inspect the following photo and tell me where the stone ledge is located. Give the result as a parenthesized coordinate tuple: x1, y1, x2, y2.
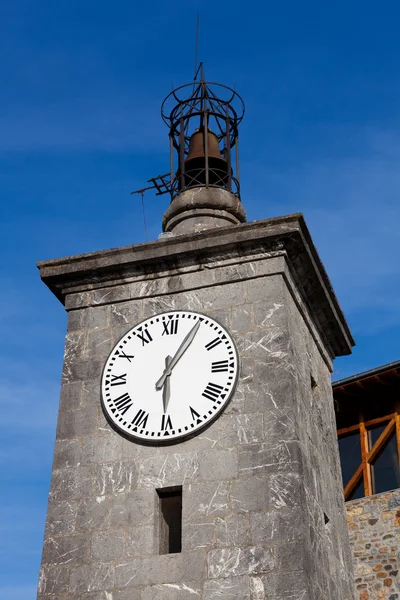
(37, 214, 354, 358)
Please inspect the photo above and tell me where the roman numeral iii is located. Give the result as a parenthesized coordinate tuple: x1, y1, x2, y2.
(202, 382, 224, 401)
(211, 360, 229, 373)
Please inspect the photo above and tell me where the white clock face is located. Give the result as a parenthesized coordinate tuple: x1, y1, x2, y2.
(101, 310, 239, 442)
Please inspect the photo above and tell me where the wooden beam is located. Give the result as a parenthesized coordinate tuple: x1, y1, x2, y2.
(396, 402, 400, 469)
(360, 419, 372, 496)
(344, 464, 363, 500)
(337, 423, 360, 436)
(337, 414, 394, 437)
(367, 418, 396, 465)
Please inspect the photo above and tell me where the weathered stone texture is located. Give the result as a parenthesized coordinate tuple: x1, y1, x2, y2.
(347, 489, 400, 600)
(37, 217, 354, 599)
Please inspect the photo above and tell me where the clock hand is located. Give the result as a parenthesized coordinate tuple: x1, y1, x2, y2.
(155, 319, 201, 390)
(162, 356, 172, 413)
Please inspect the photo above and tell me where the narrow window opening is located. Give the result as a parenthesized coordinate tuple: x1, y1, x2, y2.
(324, 512, 330, 526)
(310, 374, 318, 390)
(157, 486, 182, 554)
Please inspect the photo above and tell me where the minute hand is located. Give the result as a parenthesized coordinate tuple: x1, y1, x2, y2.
(155, 320, 201, 390)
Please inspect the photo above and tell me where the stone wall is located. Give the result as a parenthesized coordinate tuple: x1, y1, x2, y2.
(346, 489, 400, 600)
(37, 218, 355, 599)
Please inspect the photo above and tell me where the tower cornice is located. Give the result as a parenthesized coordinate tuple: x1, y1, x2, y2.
(38, 213, 354, 359)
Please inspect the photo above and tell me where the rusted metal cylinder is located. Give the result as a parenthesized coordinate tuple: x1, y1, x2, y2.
(182, 129, 229, 188)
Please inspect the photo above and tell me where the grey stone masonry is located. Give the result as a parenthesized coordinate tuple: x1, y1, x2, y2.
(37, 214, 355, 600)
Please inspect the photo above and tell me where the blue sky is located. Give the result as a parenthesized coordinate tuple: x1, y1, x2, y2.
(1, 0, 400, 597)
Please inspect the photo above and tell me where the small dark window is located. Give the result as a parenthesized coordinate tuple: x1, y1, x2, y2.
(370, 431, 400, 494)
(157, 486, 182, 554)
(338, 431, 361, 488)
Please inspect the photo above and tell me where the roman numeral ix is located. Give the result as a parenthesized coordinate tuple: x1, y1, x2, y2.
(110, 373, 127, 386)
(162, 318, 179, 336)
(113, 393, 133, 415)
(202, 382, 224, 401)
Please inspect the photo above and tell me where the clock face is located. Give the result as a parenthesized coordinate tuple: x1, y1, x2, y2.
(101, 310, 239, 442)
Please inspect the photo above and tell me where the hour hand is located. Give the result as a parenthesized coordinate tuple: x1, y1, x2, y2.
(155, 319, 201, 390)
(163, 356, 172, 413)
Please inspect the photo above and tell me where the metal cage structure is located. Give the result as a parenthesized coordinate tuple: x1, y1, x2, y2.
(161, 65, 245, 200)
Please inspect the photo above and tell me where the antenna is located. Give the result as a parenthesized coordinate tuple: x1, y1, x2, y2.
(194, 14, 200, 80)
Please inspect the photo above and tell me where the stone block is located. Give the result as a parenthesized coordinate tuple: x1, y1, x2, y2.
(250, 509, 304, 544)
(92, 530, 125, 561)
(38, 565, 70, 594)
(110, 300, 143, 327)
(62, 357, 104, 385)
(72, 590, 141, 600)
(230, 476, 269, 514)
(44, 500, 78, 536)
(94, 461, 138, 496)
(183, 481, 231, 520)
(252, 570, 309, 598)
(139, 452, 199, 489)
(141, 581, 202, 600)
(214, 513, 250, 547)
(76, 495, 114, 532)
(53, 438, 83, 470)
(59, 381, 83, 413)
(207, 546, 274, 579)
(81, 379, 102, 408)
(274, 540, 310, 573)
(109, 489, 156, 529)
(253, 300, 286, 329)
(198, 449, 238, 481)
(50, 465, 94, 501)
(270, 473, 303, 510)
(114, 551, 206, 587)
(203, 575, 250, 599)
(246, 275, 285, 303)
(231, 305, 253, 332)
(86, 327, 113, 361)
(42, 534, 90, 566)
(238, 441, 301, 476)
(218, 413, 264, 446)
(126, 525, 156, 557)
(81, 432, 123, 464)
(77, 489, 156, 532)
(57, 405, 99, 439)
(182, 521, 215, 551)
(69, 562, 115, 593)
(206, 307, 231, 330)
(239, 328, 289, 363)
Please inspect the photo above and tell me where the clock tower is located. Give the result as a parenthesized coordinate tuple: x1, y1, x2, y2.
(37, 70, 356, 600)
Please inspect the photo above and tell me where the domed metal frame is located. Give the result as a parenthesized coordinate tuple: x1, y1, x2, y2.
(161, 66, 245, 200)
